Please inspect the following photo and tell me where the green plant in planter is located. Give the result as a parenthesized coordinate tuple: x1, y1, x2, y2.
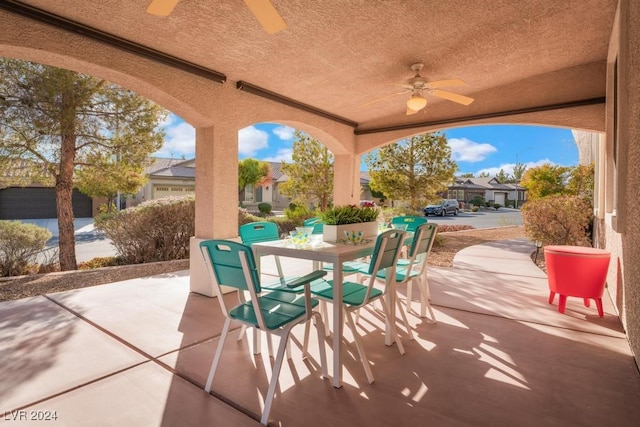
(318, 205, 380, 225)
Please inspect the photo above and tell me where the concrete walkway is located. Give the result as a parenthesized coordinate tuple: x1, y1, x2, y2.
(1, 239, 638, 426)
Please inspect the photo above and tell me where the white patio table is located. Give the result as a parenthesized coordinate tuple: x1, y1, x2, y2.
(252, 238, 397, 388)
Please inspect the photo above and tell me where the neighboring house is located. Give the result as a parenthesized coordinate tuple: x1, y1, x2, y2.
(128, 157, 195, 207)
(447, 177, 526, 207)
(0, 159, 94, 220)
(360, 172, 375, 202)
(134, 158, 292, 210)
(137, 158, 377, 211)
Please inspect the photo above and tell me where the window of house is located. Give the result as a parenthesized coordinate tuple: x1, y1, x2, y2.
(244, 184, 254, 202)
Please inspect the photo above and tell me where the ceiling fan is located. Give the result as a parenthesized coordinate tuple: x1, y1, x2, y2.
(365, 63, 474, 115)
(146, 0, 287, 34)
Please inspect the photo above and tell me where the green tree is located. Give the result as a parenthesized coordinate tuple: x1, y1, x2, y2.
(519, 163, 570, 200)
(477, 171, 490, 178)
(495, 169, 509, 183)
(75, 153, 149, 212)
(0, 59, 166, 270)
(279, 131, 333, 210)
(511, 162, 527, 183)
(566, 163, 595, 203)
(459, 172, 475, 178)
(365, 132, 457, 210)
(238, 158, 270, 201)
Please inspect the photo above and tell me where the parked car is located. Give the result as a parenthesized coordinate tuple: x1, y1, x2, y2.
(424, 199, 459, 216)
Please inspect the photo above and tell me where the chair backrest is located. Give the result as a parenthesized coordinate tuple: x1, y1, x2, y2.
(391, 215, 428, 232)
(200, 239, 261, 294)
(400, 223, 437, 282)
(408, 222, 437, 259)
(239, 221, 280, 245)
(303, 217, 324, 234)
(367, 229, 406, 275)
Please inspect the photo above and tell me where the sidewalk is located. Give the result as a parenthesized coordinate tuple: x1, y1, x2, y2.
(1, 239, 638, 426)
(18, 217, 96, 238)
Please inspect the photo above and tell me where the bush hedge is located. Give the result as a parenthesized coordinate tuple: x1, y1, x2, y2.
(257, 202, 272, 214)
(521, 194, 592, 246)
(97, 195, 195, 264)
(0, 220, 51, 277)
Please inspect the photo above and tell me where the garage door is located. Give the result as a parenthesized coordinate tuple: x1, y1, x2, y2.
(494, 192, 506, 206)
(153, 185, 195, 199)
(0, 187, 93, 220)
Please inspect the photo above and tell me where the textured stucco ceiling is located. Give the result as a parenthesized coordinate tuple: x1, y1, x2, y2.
(3, 0, 617, 132)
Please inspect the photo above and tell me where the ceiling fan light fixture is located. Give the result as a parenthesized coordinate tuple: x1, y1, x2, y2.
(407, 93, 427, 111)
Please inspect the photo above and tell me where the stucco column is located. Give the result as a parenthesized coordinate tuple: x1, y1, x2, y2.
(190, 124, 239, 296)
(333, 153, 360, 206)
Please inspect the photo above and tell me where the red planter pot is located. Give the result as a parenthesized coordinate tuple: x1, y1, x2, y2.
(544, 245, 611, 317)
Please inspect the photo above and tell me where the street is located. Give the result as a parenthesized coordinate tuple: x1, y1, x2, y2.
(422, 207, 523, 229)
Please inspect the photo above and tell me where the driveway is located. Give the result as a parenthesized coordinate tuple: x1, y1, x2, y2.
(422, 207, 523, 229)
(19, 218, 117, 264)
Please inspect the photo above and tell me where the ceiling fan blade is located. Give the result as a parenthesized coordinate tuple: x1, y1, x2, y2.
(431, 89, 474, 105)
(243, 0, 287, 34)
(427, 79, 466, 89)
(362, 91, 406, 106)
(146, 0, 180, 16)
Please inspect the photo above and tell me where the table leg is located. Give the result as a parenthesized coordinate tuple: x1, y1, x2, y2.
(384, 266, 396, 346)
(332, 260, 343, 388)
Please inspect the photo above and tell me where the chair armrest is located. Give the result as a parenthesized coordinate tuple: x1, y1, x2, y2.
(286, 270, 327, 289)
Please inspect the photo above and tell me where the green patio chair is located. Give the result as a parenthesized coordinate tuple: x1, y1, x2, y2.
(391, 215, 428, 249)
(303, 216, 324, 234)
(360, 223, 438, 327)
(310, 229, 407, 384)
(200, 239, 328, 426)
(239, 221, 284, 278)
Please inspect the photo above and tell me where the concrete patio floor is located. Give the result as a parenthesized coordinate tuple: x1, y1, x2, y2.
(1, 238, 639, 426)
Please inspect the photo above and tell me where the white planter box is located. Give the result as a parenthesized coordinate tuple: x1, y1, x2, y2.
(322, 221, 378, 243)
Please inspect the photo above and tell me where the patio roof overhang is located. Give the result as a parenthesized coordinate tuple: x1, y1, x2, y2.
(0, 0, 614, 138)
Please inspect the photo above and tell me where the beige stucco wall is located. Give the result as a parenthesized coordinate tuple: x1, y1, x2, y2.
(601, 0, 640, 361)
(571, 130, 601, 165)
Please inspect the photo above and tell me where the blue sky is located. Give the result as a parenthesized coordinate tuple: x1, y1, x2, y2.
(154, 115, 578, 177)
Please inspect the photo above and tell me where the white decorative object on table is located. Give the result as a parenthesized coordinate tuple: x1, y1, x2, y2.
(323, 222, 378, 243)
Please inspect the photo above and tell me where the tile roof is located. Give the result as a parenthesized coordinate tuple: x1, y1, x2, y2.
(146, 157, 195, 178)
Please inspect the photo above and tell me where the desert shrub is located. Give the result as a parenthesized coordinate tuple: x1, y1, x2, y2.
(493, 203, 501, 210)
(257, 202, 272, 214)
(238, 207, 263, 225)
(470, 196, 484, 206)
(284, 205, 313, 222)
(78, 256, 126, 270)
(471, 205, 479, 212)
(521, 194, 592, 246)
(0, 221, 51, 276)
(269, 216, 300, 238)
(97, 195, 195, 264)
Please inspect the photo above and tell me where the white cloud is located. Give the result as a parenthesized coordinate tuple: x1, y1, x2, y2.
(273, 125, 295, 140)
(262, 148, 293, 163)
(474, 158, 557, 177)
(154, 115, 195, 158)
(448, 137, 497, 162)
(239, 125, 269, 156)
